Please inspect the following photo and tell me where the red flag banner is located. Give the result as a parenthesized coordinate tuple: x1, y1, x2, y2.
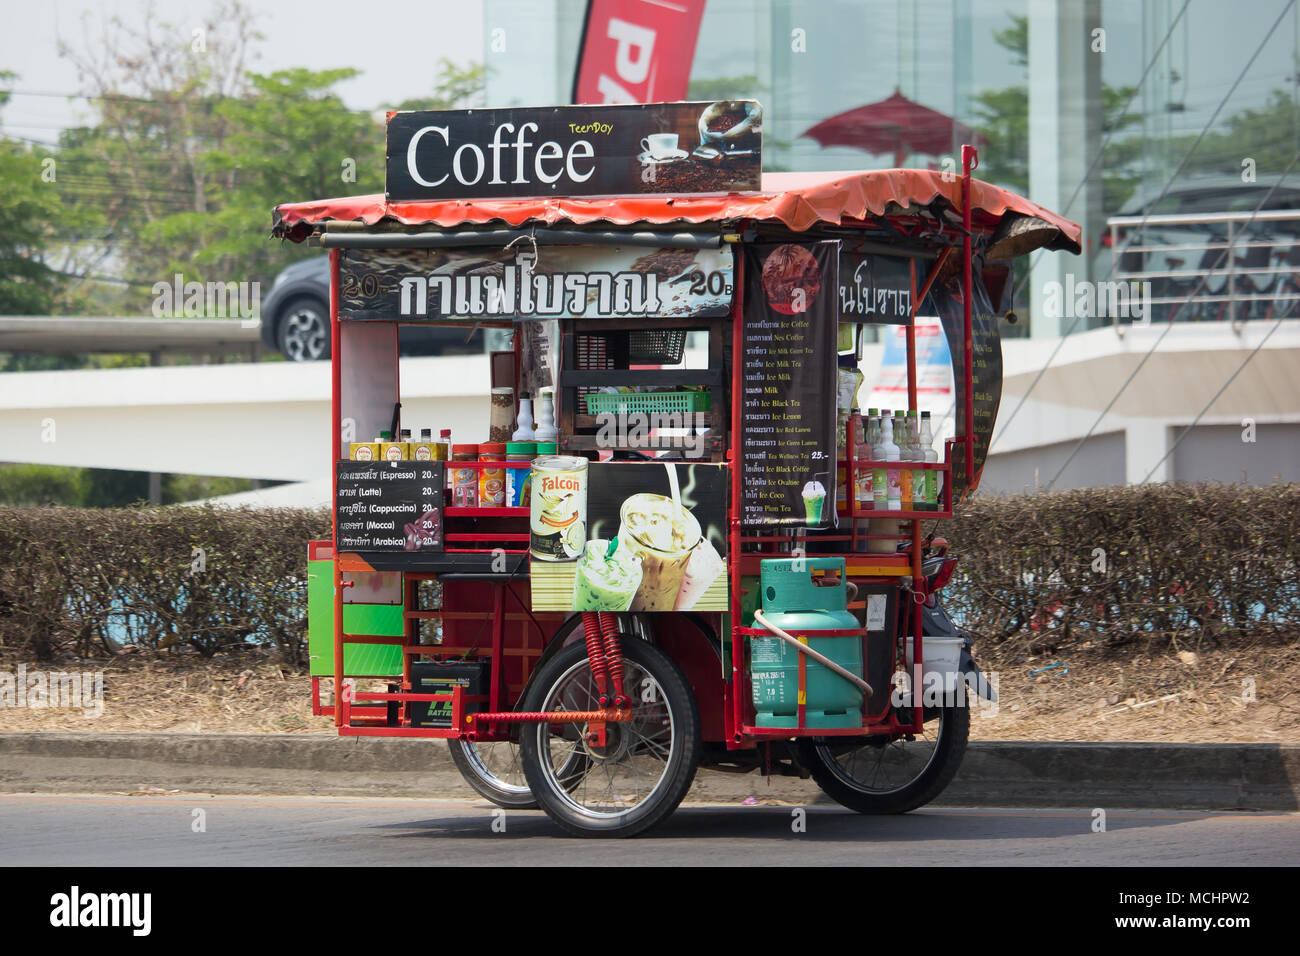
(572, 0, 707, 104)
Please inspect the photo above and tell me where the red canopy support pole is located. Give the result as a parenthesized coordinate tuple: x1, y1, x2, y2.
(960, 144, 978, 489)
(728, 244, 745, 743)
(330, 247, 345, 728)
(906, 260, 918, 412)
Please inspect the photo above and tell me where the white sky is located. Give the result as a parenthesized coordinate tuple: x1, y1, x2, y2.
(0, 0, 486, 145)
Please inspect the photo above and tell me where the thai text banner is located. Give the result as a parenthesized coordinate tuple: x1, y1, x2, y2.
(339, 245, 734, 322)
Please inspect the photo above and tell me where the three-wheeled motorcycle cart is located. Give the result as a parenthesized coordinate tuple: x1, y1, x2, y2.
(274, 103, 1080, 837)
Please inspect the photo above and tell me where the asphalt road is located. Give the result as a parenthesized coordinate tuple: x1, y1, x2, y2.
(1, 793, 1297, 865)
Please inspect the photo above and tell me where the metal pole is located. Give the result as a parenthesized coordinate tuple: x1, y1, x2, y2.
(729, 243, 745, 741)
(961, 145, 977, 489)
(330, 248, 344, 728)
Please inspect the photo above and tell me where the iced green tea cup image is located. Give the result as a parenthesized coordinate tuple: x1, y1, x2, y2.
(802, 480, 827, 526)
(572, 539, 643, 611)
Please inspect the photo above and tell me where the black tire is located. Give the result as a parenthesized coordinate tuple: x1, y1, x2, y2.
(798, 704, 970, 814)
(275, 295, 330, 361)
(519, 636, 700, 838)
(446, 738, 538, 810)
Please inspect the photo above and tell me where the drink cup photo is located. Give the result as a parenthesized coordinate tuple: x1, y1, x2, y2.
(802, 479, 827, 527)
(617, 492, 701, 611)
(572, 539, 643, 611)
(673, 536, 725, 610)
(641, 133, 679, 158)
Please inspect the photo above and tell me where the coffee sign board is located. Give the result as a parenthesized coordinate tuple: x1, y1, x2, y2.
(386, 101, 762, 201)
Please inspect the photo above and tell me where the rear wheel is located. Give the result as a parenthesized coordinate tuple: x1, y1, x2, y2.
(519, 636, 699, 837)
(798, 704, 970, 814)
(447, 737, 536, 809)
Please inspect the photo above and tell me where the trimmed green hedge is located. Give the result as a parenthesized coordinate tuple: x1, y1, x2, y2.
(0, 506, 329, 661)
(1, 483, 1295, 661)
(938, 483, 1299, 650)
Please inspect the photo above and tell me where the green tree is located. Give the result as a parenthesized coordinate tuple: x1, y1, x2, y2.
(147, 66, 386, 288)
(393, 59, 488, 112)
(970, 14, 1142, 211)
(0, 72, 67, 314)
(54, 4, 483, 309)
(1169, 88, 1300, 179)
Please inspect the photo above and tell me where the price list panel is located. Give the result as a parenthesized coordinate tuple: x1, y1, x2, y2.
(739, 242, 839, 528)
(336, 461, 443, 553)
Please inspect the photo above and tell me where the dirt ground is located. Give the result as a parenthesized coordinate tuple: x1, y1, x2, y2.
(1, 636, 1296, 742)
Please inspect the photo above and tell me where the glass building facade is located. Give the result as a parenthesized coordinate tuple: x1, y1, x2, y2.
(483, 0, 1300, 337)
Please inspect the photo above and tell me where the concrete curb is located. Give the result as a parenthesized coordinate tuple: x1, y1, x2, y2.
(0, 733, 1296, 810)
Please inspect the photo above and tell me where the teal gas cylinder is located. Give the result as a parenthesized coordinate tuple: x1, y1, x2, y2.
(750, 557, 865, 729)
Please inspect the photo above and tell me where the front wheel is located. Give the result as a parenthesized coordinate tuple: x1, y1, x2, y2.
(519, 635, 700, 837)
(798, 704, 970, 814)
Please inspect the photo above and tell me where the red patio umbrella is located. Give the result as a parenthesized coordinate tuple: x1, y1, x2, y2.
(801, 89, 983, 167)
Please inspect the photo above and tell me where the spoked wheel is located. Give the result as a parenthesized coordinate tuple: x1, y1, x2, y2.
(519, 637, 700, 838)
(798, 704, 970, 814)
(447, 735, 537, 809)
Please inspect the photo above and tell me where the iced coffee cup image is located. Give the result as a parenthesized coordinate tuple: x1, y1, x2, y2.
(673, 536, 724, 610)
(802, 480, 827, 526)
(572, 539, 643, 612)
(616, 493, 702, 611)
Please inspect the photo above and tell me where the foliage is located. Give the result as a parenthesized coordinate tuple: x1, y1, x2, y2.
(0, 71, 68, 314)
(0, 464, 254, 508)
(2, 485, 1295, 663)
(49, 3, 480, 313)
(0, 505, 329, 661)
(969, 14, 1142, 211)
(938, 483, 1300, 652)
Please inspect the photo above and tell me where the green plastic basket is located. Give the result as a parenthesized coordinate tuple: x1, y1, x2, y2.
(583, 391, 711, 416)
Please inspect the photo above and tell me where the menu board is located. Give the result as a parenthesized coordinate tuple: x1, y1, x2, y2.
(739, 241, 840, 528)
(838, 251, 913, 324)
(336, 461, 444, 553)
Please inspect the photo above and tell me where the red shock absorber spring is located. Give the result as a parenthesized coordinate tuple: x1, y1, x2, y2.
(581, 612, 610, 706)
(598, 612, 627, 708)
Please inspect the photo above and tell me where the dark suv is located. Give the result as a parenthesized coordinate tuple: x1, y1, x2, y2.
(259, 256, 488, 360)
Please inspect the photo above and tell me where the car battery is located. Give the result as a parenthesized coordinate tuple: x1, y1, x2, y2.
(408, 659, 490, 728)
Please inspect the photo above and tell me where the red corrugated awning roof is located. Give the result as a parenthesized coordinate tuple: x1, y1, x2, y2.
(271, 168, 1082, 254)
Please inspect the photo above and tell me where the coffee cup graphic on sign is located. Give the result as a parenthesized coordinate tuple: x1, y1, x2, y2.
(641, 133, 680, 160)
(760, 243, 824, 315)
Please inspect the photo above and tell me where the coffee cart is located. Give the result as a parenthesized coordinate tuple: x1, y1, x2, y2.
(274, 101, 1081, 837)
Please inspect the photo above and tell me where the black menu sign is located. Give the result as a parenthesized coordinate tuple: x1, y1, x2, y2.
(336, 461, 443, 553)
(838, 251, 912, 323)
(931, 258, 1003, 500)
(386, 101, 762, 201)
(739, 241, 840, 528)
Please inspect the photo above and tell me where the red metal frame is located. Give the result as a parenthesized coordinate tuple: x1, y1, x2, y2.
(323, 149, 985, 751)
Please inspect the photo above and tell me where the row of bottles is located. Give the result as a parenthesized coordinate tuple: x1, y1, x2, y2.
(351, 428, 453, 462)
(848, 408, 943, 512)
